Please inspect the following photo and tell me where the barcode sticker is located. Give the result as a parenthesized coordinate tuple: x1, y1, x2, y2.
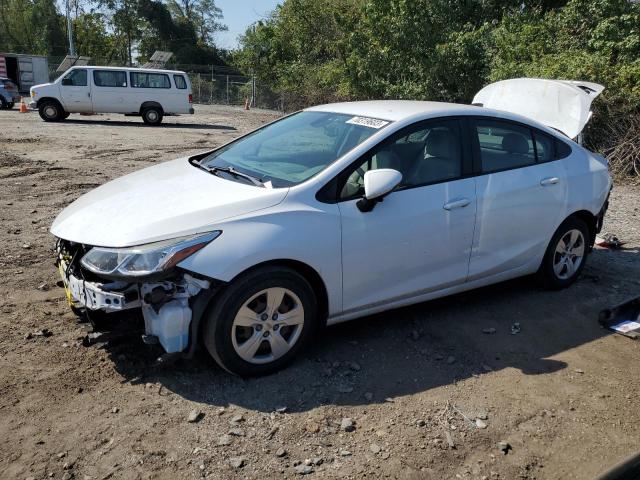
(346, 116, 390, 129)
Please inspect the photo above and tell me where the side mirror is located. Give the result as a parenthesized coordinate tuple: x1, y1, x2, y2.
(357, 168, 402, 212)
(61, 78, 72, 86)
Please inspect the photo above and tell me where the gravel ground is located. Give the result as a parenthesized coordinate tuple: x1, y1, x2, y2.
(1, 105, 639, 480)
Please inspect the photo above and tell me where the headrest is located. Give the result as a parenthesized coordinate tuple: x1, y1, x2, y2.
(501, 133, 529, 154)
(425, 129, 454, 159)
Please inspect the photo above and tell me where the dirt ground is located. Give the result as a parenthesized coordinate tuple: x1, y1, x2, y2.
(1, 105, 639, 480)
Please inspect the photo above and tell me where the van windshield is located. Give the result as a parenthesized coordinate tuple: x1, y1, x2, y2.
(198, 111, 389, 187)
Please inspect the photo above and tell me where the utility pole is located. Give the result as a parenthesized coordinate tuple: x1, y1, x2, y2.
(66, 0, 76, 56)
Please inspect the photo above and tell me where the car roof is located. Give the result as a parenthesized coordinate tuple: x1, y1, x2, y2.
(70, 66, 187, 75)
(306, 100, 482, 122)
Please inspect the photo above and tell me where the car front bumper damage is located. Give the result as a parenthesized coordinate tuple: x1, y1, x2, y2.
(56, 240, 216, 356)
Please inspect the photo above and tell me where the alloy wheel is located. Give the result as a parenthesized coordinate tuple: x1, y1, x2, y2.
(553, 229, 585, 280)
(231, 287, 305, 364)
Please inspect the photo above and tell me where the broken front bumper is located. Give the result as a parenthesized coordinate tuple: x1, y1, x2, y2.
(57, 256, 211, 354)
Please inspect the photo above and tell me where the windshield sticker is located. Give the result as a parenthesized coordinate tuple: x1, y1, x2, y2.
(346, 116, 390, 129)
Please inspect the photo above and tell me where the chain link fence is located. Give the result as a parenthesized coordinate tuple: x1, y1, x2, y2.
(46, 57, 282, 111)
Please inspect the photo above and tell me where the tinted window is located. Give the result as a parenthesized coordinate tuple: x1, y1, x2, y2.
(340, 120, 463, 199)
(533, 131, 555, 162)
(93, 70, 127, 87)
(62, 69, 87, 86)
(475, 120, 535, 173)
(174, 75, 187, 89)
(130, 72, 171, 89)
(555, 140, 572, 159)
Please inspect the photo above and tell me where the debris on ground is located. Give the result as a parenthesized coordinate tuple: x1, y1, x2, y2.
(340, 417, 355, 432)
(187, 410, 202, 423)
(510, 322, 521, 335)
(497, 441, 512, 454)
(599, 296, 640, 339)
(596, 233, 626, 249)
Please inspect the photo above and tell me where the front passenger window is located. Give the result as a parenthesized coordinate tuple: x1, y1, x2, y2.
(62, 69, 87, 87)
(339, 120, 463, 199)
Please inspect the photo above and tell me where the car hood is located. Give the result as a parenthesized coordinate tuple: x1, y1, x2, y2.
(472, 78, 604, 139)
(51, 158, 288, 247)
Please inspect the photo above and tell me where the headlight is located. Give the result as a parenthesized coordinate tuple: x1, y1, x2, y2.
(80, 231, 221, 277)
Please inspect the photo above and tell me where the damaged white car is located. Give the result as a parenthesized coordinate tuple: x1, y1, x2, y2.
(52, 78, 612, 376)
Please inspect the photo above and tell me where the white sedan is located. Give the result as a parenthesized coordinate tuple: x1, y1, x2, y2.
(51, 78, 611, 376)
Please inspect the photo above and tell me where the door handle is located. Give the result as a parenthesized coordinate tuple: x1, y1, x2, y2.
(443, 197, 471, 210)
(540, 177, 560, 186)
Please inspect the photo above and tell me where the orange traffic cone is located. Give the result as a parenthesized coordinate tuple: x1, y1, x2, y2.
(19, 97, 28, 113)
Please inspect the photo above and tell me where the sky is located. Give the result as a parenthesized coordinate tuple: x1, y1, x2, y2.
(214, 0, 282, 50)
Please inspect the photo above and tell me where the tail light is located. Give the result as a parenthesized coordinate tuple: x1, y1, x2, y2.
(188, 93, 193, 103)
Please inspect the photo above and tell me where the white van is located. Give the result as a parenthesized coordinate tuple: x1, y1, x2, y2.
(29, 66, 194, 125)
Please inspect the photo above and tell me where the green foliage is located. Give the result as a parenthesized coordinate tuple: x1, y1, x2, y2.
(0, 0, 66, 55)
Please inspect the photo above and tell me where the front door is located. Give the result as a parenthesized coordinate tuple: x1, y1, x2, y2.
(338, 119, 477, 313)
(59, 68, 92, 113)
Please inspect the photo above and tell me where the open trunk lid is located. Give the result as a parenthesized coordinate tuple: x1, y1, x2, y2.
(472, 78, 604, 139)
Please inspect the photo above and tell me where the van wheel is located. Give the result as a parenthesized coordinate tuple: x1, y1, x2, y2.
(203, 266, 319, 377)
(0, 97, 7, 109)
(538, 217, 590, 289)
(38, 101, 62, 122)
(7, 102, 14, 109)
(142, 107, 163, 125)
(61, 111, 70, 119)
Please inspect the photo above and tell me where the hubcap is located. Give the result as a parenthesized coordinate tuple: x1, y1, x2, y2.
(45, 106, 56, 118)
(231, 287, 304, 364)
(147, 111, 158, 121)
(553, 229, 585, 280)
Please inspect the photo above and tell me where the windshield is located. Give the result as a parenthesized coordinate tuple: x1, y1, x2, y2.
(198, 111, 390, 187)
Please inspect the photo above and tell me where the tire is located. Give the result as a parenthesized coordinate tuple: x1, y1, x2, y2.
(0, 97, 6, 109)
(203, 266, 319, 377)
(61, 111, 70, 119)
(38, 100, 63, 122)
(538, 217, 590, 289)
(142, 107, 163, 125)
(8, 102, 14, 109)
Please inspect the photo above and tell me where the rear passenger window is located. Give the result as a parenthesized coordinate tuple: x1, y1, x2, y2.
(475, 120, 535, 173)
(533, 131, 555, 162)
(555, 140, 572, 159)
(173, 75, 187, 89)
(130, 72, 171, 89)
(93, 70, 127, 87)
(62, 69, 87, 86)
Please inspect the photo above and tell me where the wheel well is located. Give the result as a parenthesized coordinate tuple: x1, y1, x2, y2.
(140, 101, 163, 114)
(37, 97, 64, 110)
(568, 210, 597, 246)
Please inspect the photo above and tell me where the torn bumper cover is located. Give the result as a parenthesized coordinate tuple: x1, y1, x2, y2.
(56, 237, 218, 355)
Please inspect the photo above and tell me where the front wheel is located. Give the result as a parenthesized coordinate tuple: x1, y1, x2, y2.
(203, 266, 319, 377)
(538, 217, 590, 289)
(38, 101, 63, 122)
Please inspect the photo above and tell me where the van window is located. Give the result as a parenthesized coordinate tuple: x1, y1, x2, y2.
(93, 70, 127, 88)
(62, 69, 87, 86)
(130, 72, 171, 89)
(173, 75, 187, 89)
(474, 120, 536, 173)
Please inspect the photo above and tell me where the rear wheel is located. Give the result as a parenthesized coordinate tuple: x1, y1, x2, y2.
(8, 102, 14, 109)
(203, 266, 319, 377)
(538, 217, 590, 289)
(0, 97, 7, 109)
(61, 111, 70, 119)
(142, 107, 163, 125)
(38, 100, 63, 122)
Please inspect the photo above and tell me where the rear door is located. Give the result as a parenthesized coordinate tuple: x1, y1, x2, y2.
(59, 68, 92, 113)
(467, 117, 568, 281)
(338, 118, 477, 312)
(91, 69, 129, 113)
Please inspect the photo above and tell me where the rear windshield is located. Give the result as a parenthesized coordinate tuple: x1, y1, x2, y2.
(199, 111, 389, 187)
